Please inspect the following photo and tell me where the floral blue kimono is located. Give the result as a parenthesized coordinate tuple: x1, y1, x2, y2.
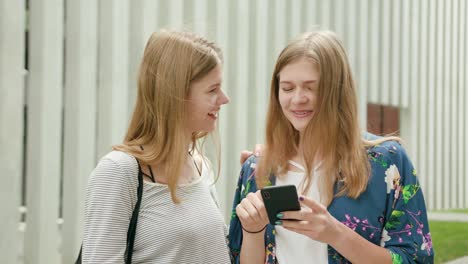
(228, 137, 434, 264)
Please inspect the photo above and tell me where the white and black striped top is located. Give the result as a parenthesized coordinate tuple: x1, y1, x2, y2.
(82, 151, 231, 264)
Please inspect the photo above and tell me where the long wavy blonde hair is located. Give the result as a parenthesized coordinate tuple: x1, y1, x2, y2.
(256, 31, 398, 206)
(114, 30, 223, 203)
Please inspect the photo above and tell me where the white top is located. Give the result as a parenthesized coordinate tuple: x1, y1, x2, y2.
(83, 151, 231, 264)
(275, 160, 328, 264)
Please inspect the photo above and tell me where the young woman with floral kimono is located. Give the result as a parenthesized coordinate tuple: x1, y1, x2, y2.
(229, 31, 434, 264)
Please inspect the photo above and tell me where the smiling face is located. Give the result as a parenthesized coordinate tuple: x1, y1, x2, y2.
(278, 58, 320, 135)
(185, 64, 230, 134)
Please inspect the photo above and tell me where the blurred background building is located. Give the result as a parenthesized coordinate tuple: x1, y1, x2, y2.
(1, 0, 467, 263)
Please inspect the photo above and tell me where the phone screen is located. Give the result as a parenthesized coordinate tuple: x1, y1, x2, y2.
(260, 185, 301, 225)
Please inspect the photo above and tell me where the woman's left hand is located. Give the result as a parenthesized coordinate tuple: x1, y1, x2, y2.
(278, 195, 342, 245)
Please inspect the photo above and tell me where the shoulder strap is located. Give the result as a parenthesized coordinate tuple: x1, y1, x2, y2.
(75, 158, 144, 264)
(125, 159, 144, 263)
(75, 247, 82, 264)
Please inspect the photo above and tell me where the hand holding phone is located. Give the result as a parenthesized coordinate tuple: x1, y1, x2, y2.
(260, 185, 301, 225)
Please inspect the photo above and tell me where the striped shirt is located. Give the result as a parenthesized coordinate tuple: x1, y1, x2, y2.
(83, 151, 231, 263)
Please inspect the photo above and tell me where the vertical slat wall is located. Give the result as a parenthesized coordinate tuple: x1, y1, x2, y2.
(61, 0, 98, 262)
(402, 0, 422, 196)
(0, 0, 467, 263)
(426, 0, 437, 210)
(448, 0, 457, 208)
(460, 0, 468, 208)
(213, 0, 231, 215)
(96, 0, 129, 159)
(0, 0, 25, 263)
(380, 0, 391, 105)
(434, 0, 444, 210)
(356, 0, 368, 129)
(399, 0, 409, 109)
(399, 0, 468, 210)
(24, 0, 63, 263)
(368, 1, 380, 104)
(234, 0, 249, 176)
(128, 0, 158, 110)
(442, 0, 451, 210)
(254, 0, 270, 145)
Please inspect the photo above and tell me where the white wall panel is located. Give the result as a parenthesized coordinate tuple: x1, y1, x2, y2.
(411, 0, 423, 193)
(459, 0, 467, 208)
(368, 1, 380, 103)
(290, 0, 302, 39)
(441, 0, 451, 209)
(449, 0, 459, 208)
(318, 0, 331, 30)
(254, 0, 269, 144)
(390, 0, 401, 107)
(304, 0, 319, 30)
(61, 0, 98, 262)
(232, 0, 250, 196)
(333, 0, 345, 38)
(465, 0, 468, 207)
(168, 0, 183, 28)
(435, 0, 445, 209)
(345, 0, 357, 69)
(193, 0, 208, 35)
(426, 0, 436, 209)
(96, 0, 129, 158)
(214, 0, 232, 218)
(274, 0, 287, 56)
(128, 0, 158, 109)
(399, 0, 410, 108)
(0, 0, 25, 263)
(380, 0, 391, 106)
(24, 0, 63, 263)
(356, 0, 368, 129)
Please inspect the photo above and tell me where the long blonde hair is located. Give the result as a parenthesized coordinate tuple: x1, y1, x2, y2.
(114, 30, 222, 203)
(256, 31, 398, 206)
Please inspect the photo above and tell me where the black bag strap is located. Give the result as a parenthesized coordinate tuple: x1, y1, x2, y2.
(75, 247, 82, 264)
(75, 158, 145, 264)
(125, 159, 144, 263)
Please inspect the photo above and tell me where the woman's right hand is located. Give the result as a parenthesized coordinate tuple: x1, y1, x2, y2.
(235, 190, 269, 233)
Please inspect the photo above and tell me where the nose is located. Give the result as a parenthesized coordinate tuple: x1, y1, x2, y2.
(291, 89, 308, 104)
(218, 90, 230, 105)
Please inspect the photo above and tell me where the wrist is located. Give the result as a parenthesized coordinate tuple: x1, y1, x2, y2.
(328, 218, 348, 247)
(242, 224, 267, 234)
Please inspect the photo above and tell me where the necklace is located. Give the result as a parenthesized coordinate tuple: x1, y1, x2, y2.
(188, 151, 202, 176)
(139, 146, 202, 184)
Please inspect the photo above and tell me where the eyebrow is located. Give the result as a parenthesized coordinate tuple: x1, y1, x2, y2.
(208, 82, 221, 88)
(279, 80, 318, 85)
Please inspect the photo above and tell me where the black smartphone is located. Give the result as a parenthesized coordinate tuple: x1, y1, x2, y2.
(260, 185, 301, 225)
